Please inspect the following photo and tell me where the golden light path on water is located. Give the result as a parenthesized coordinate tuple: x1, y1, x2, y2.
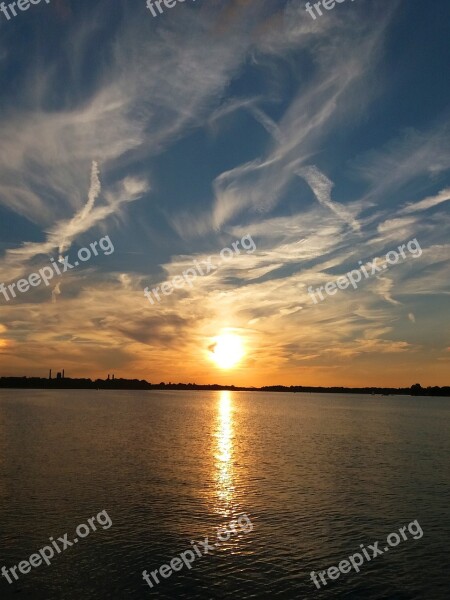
(214, 390, 235, 518)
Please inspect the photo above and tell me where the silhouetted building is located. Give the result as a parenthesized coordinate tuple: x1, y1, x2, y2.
(56, 372, 62, 380)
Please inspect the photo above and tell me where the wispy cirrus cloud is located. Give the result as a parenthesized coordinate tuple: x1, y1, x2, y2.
(398, 188, 450, 215)
(297, 165, 361, 232)
(352, 122, 450, 204)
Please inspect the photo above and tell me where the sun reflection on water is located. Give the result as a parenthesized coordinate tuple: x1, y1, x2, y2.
(214, 390, 235, 517)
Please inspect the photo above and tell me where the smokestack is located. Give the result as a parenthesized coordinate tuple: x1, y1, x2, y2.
(49, 369, 52, 380)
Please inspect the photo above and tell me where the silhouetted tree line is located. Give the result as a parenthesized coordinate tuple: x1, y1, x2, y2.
(260, 383, 450, 396)
(0, 378, 448, 396)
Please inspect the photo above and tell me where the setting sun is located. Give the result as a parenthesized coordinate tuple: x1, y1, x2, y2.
(210, 334, 245, 369)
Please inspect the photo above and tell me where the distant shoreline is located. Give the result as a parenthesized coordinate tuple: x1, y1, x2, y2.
(0, 377, 448, 396)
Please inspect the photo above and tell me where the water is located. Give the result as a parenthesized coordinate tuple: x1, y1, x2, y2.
(0, 389, 449, 599)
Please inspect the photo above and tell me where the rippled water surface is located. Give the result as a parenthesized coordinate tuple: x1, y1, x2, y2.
(0, 390, 449, 599)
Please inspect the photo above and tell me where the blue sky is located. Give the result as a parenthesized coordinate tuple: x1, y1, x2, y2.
(0, 0, 449, 386)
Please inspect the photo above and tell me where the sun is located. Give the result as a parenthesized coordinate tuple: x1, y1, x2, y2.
(210, 333, 245, 369)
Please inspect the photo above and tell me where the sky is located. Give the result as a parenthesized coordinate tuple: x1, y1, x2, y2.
(0, 0, 449, 387)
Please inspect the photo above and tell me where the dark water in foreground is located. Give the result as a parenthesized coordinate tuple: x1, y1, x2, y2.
(0, 390, 449, 599)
